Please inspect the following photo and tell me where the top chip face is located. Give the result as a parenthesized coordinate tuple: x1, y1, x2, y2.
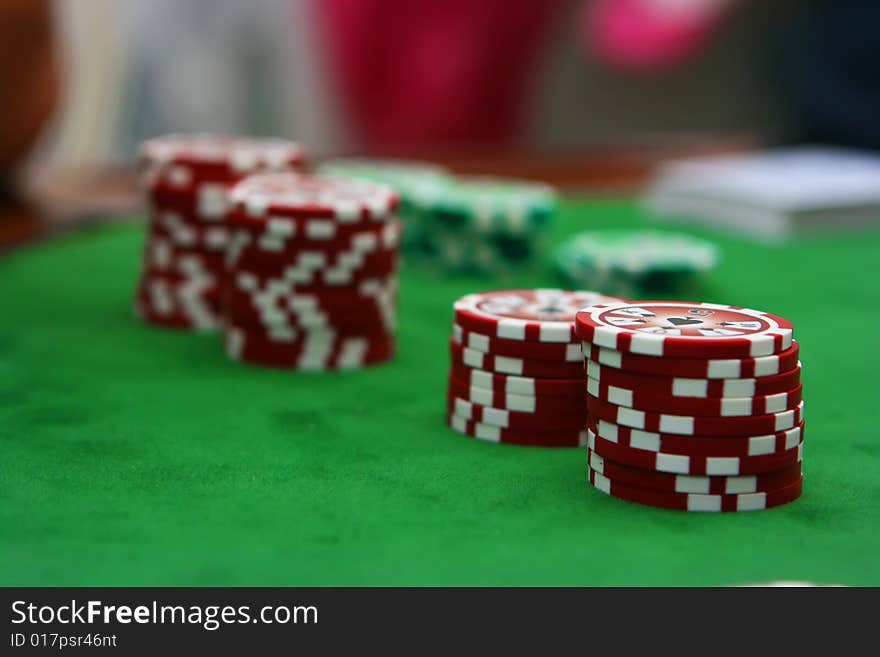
(228, 173, 399, 222)
(575, 301, 793, 358)
(454, 289, 624, 343)
(141, 134, 305, 177)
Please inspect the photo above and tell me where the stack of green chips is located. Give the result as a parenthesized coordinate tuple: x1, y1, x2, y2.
(421, 175, 558, 276)
(553, 230, 720, 298)
(318, 160, 558, 277)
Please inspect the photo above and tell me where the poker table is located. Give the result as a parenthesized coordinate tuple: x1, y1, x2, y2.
(2, 198, 879, 586)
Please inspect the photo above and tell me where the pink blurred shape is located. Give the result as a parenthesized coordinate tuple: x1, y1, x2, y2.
(587, 0, 740, 74)
(313, 0, 563, 154)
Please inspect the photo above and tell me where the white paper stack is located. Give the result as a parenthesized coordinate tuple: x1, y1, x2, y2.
(644, 147, 880, 242)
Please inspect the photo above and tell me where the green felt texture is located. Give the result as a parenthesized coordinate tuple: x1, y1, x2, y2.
(2, 199, 879, 587)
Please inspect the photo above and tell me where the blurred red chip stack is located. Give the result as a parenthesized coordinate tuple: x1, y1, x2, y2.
(135, 134, 306, 330)
(222, 172, 401, 370)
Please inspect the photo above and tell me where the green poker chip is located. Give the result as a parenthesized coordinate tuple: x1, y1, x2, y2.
(427, 175, 558, 235)
(553, 230, 720, 296)
(316, 158, 453, 209)
(317, 164, 554, 276)
(424, 221, 543, 277)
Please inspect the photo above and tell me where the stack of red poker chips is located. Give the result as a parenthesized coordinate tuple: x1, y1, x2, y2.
(446, 289, 624, 447)
(222, 172, 401, 370)
(135, 134, 306, 330)
(574, 300, 805, 512)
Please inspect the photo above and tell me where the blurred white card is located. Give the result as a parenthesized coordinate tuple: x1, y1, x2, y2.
(645, 147, 880, 241)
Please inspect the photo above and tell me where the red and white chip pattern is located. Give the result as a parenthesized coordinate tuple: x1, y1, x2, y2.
(448, 376, 585, 414)
(225, 220, 400, 340)
(574, 300, 805, 510)
(140, 134, 305, 190)
(225, 220, 402, 268)
(575, 301, 793, 358)
(588, 467, 803, 512)
(220, 176, 400, 370)
(447, 413, 588, 448)
(587, 429, 804, 476)
(137, 235, 225, 330)
(588, 449, 803, 495)
(148, 211, 231, 251)
(450, 340, 586, 379)
(585, 359, 802, 399)
(135, 134, 307, 331)
(587, 396, 805, 436)
(449, 364, 585, 398)
(452, 324, 583, 362)
(453, 289, 624, 343)
(225, 326, 394, 371)
(448, 396, 587, 431)
(590, 418, 805, 457)
(228, 173, 398, 221)
(584, 341, 800, 379)
(586, 377, 803, 417)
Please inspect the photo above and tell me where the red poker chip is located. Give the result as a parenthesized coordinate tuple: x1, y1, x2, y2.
(224, 326, 395, 370)
(588, 449, 803, 495)
(447, 394, 587, 431)
(226, 213, 403, 251)
(589, 417, 805, 458)
(451, 324, 582, 363)
(588, 467, 803, 512)
(224, 279, 397, 334)
(142, 235, 225, 278)
(224, 297, 395, 328)
(447, 413, 588, 448)
(145, 186, 225, 221)
(229, 248, 399, 284)
(140, 134, 306, 188)
(135, 305, 217, 331)
(453, 289, 624, 343)
(448, 363, 586, 399)
(450, 340, 585, 379)
(224, 273, 398, 309)
(228, 173, 399, 222)
(584, 341, 800, 379)
(140, 228, 226, 259)
(587, 429, 804, 476)
(146, 212, 231, 252)
(587, 377, 804, 417)
(585, 359, 802, 399)
(224, 312, 394, 339)
(226, 221, 400, 274)
(134, 292, 221, 331)
(447, 376, 586, 414)
(575, 301, 794, 359)
(587, 395, 805, 436)
(136, 274, 222, 298)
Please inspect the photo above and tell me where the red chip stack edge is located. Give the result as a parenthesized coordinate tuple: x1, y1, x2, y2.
(575, 300, 805, 512)
(135, 134, 306, 330)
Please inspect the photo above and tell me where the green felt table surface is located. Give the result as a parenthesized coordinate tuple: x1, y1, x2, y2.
(2, 199, 879, 587)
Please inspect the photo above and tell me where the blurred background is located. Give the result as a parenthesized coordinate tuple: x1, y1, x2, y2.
(2, 0, 880, 246)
